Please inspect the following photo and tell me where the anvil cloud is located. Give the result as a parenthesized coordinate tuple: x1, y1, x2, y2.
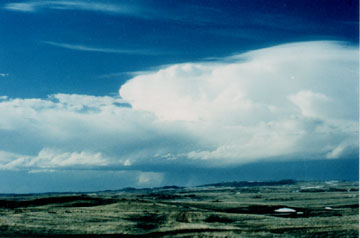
(0, 41, 357, 176)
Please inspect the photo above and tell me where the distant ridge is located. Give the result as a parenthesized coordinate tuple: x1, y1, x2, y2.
(0, 180, 297, 196)
(198, 179, 296, 188)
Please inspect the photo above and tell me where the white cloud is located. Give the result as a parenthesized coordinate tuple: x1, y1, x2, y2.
(0, 41, 357, 173)
(42, 41, 157, 55)
(120, 41, 358, 164)
(4, 1, 137, 15)
(0, 148, 108, 170)
(4, 3, 34, 12)
(325, 140, 357, 159)
(289, 90, 330, 118)
(51, 93, 128, 110)
(121, 41, 358, 123)
(0, 150, 18, 163)
(137, 172, 164, 186)
(0, 93, 192, 171)
(325, 144, 347, 159)
(0, 73, 8, 77)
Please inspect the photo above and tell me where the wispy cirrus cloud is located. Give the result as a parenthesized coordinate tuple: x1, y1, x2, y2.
(42, 41, 160, 55)
(2, 0, 315, 33)
(3, 0, 220, 24)
(4, 1, 138, 15)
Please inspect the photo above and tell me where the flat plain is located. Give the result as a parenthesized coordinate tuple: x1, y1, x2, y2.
(0, 180, 358, 237)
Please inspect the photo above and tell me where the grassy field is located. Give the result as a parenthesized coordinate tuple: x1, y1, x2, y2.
(0, 181, 358, 237)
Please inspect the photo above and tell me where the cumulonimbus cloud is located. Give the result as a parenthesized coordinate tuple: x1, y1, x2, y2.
(120, 41, 358, 164)
(0, 41, 358, 175)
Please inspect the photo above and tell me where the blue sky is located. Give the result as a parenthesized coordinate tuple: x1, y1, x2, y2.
(0, 0, 358, 193)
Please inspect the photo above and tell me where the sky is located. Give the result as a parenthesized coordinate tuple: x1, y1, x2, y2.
(0, 0, 358, 193)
